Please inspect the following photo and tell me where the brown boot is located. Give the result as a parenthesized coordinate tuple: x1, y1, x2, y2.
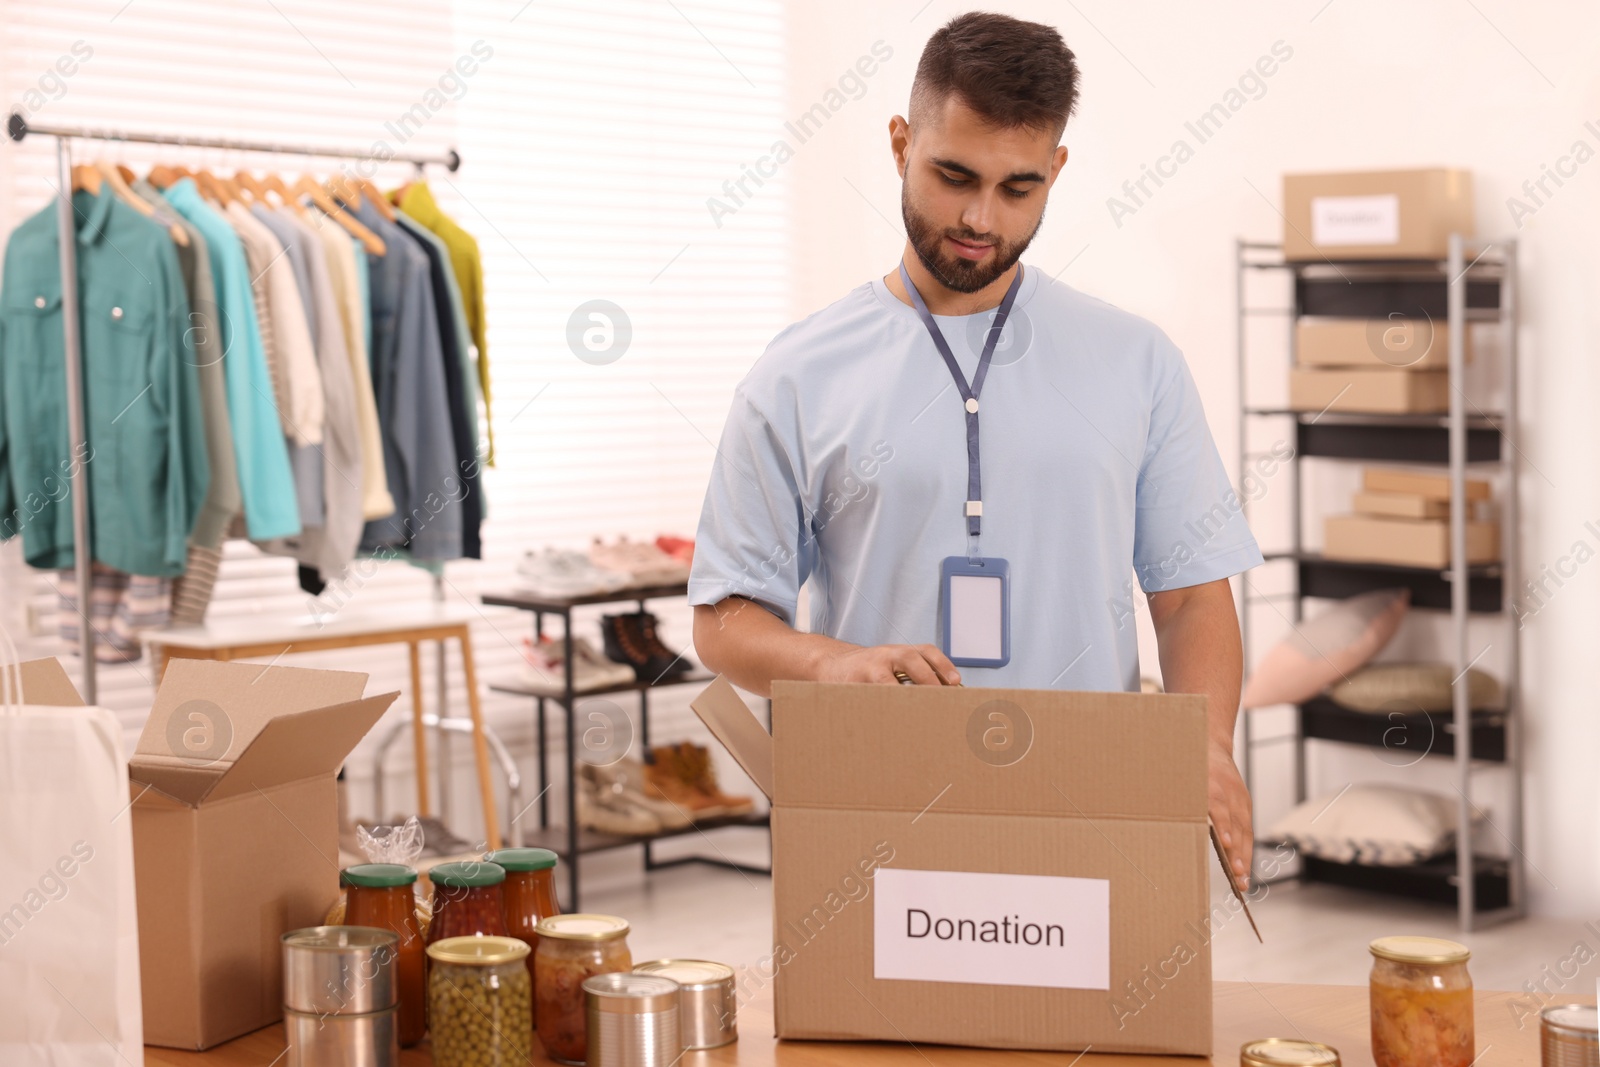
(673, 741, 754, 817)
(644, 745, 727, 820)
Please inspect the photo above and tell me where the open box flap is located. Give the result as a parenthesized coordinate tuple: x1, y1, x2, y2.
(134, 659, 369, 764)
(203, 691, 398, 802)
(689, 676, 773, 801)
(768, 681, 1208, 820)
(16, 657, 89, 706)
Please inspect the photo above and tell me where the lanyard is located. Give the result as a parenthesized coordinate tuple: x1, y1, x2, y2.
(897, 260, 1024, 545)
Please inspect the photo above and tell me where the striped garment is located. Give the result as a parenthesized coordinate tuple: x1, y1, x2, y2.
(55, 563, 172, 662)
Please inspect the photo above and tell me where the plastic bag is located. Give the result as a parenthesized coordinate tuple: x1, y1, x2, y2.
(326, 816, 433, 931)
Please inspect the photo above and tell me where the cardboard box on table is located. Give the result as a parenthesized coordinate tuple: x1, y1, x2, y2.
(19, 657, 397, 1050)
(692, 677, 1218, 1056)
(1282, 168, 1474, 261)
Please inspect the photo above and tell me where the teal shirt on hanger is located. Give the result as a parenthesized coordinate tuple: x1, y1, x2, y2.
(163, 178, 301, 541)
(0, 187, 210, 576)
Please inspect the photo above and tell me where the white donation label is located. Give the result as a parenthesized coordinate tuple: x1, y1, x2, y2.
(873, 868, 1110, 989)
(1311, 193, 1400, 246)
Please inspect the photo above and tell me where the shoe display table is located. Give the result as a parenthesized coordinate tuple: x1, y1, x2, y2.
(144, 602, 517, 849)
(483, 584, 769, 909)
(142, 979, 1581, 1064)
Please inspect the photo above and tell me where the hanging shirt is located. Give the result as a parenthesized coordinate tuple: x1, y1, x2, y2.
(131, 179, 241, 550)
(163, 178, 300, 540)
(686, 264, 1263, 693)
(395, 181, 492, 463)
(351, 199, 461, 560)
(304, 209, 393, 522)
(0, 188, 210, 576)
(227, 202, 323, 446)
(251, 205, 319, 341)
(394, 213, 483, 559)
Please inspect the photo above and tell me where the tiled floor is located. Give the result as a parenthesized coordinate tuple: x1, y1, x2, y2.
(560, 829, 1597, 1004)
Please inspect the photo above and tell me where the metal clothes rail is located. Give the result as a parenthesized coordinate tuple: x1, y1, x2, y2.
(4, 111, 460, 703)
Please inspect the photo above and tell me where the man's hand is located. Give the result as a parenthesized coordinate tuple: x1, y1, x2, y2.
(1209, 739, 1253, 892)
(817, 643, 962, 687)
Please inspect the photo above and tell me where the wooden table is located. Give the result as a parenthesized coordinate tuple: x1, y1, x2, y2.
(144, 602, 515, 849)
(144, 979, 1582, 1065)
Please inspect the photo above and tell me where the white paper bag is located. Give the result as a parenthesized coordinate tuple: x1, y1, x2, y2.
(0, 635, 143, 1066)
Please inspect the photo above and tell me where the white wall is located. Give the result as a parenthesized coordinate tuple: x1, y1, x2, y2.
(774, 0, 1600, 917)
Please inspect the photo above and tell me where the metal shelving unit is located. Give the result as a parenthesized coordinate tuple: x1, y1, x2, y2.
(1236, 237, 1523, 931)
(481, 584, 770, 910)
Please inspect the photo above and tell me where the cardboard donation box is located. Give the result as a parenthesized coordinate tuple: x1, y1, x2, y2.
(1295, 317, 1468, 370)
(1282, 168, 1474, 261)
(23, 658, 400, 1050)
(1289, 366, 1448, 414)
(693, 677, 1216, 1056)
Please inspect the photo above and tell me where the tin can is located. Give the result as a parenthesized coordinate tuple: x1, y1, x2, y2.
(1542, 1005, 1599, 1067)
(633, 959, 737, 1049)
(284, 1004, 399, 1067)
(281, 926, 398, 1015)
(1241, 1037, 1341, 1065)
(584, 972, 681, 1067)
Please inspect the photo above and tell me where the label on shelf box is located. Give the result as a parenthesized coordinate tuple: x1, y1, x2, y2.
(1311, 193, 1400, 246)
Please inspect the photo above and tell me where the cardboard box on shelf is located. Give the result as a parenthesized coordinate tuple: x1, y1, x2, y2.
(1282, 168, 1474, 261)
(1353, 490, 1449, 521)
(1324, 514, 1500, 568)
(1364, 466, 1491, 502)
(1295, 317, 1470, 370)
(692, 677, 1224, 1056)
(18, 657, 398, 1050)
(1288, 367, 1448, 414)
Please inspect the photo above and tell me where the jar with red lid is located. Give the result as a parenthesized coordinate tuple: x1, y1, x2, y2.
(426, 861, 509, 946)
(342, 863, 427, 1047)
(484, 848, 560, 1021)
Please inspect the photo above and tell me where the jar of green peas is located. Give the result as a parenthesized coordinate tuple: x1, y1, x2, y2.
(426, 936, 534, 1066)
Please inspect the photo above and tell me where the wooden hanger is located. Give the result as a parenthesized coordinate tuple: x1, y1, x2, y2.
(235, 170, 274, 205)
(115, 164, 137, 185)
(146, 163, 192, 190)
(263, 172, 306, 216)
(70, 164, 103, 194)
(196, 170, 233, 207)
(96, 159, 189, 247)
(356, 177, 397, 221)
(295, 174, 385, 255)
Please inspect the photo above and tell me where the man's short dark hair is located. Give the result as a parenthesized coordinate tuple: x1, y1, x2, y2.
(909, 11, 1079, 142)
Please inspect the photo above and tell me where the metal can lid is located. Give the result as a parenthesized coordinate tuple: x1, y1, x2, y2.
(483, 847, 558, 871)
(634, 958, 735, 988)
(536, 913, 630, 941)
(584, 972, 680, 1013)
(282, 926, 398, 952)
(427, 860, 506, 888)
(1241, 1038, 1341, 1066)
(341, 863, 417, 888)
(1369, 935, 1471, 964)
(1542, 1004, 1600, 1039)
(426, 935, 530, 966)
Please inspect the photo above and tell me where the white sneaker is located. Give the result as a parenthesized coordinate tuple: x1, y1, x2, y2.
(515, 548, 631, 598)
(519, 635, 637, 695)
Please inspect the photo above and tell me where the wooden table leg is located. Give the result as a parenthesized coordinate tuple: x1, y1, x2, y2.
(455, 627, 501, 850)
(408, 640, 431, 818)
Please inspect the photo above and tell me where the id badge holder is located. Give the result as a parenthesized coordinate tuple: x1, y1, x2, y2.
(938, 556, 1010, 668)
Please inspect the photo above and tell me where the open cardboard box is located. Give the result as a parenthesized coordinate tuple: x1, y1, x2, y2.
(19, 657, 397, 1050)
(693, 677, 1241, 1056)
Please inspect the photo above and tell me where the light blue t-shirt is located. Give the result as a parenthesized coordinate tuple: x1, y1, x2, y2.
(687, 263, 1263, 692)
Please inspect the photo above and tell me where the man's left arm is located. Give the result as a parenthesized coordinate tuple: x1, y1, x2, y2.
(1147, 578, 1251, 891)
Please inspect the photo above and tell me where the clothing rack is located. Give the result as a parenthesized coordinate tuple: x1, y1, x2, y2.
(5, 112, 461, 702)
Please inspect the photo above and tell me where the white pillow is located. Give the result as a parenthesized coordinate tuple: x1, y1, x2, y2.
(1266, 785, 1479, 866)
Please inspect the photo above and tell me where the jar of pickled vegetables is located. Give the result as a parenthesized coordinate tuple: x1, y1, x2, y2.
(1369, 935, 1474, 1067)
(341, 863, 426, 1047)
(534, 914, 632, 1065)
(427, 935, 534, 1067)
(484, 848, 560, 1020)
(426, 861, 509, 946)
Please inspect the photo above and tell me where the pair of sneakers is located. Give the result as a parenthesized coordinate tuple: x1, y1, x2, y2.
(515, 548, 632, 598)
(589, 535, 691, 587)
(575, 757, 695, 836)
(518, 634, 635, 695)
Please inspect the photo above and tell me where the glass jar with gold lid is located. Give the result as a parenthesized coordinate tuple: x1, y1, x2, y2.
(534, 913, 632, 1065)
(1240, 1038, 1341, 1065)
(1369, 935, 1474, 1067)
(427, 935, 534, 1067)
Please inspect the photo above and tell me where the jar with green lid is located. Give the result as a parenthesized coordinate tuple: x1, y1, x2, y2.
(342, 863, 426, 1046)
(1369, 935, 1474, 1067)
(426, 861, 509, 946)
(1241, 1038, 1341, 1065)
(427, 936, 534, 1067)
(484, 848, 560, 1034)
(534, 914, 632, 1065)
